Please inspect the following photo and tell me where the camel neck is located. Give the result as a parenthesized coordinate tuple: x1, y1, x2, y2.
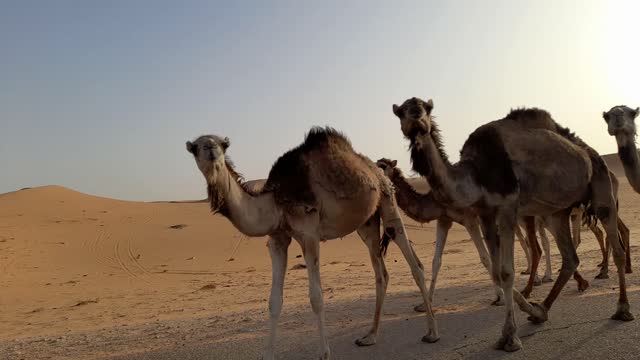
(389, 170, 443, 223)
(616, 134, 640, 193)
(210, 168, 281, 237)
(408, 124, 482, 208)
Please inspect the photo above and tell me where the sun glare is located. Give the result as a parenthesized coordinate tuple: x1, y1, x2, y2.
(600, 1, 640, 99)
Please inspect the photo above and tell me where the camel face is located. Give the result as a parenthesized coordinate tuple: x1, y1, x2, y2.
(393, 97, 433, 140)
(603, 105, 638, 136)
(376, 158, 398, 178)
(185, 135, 230, 183)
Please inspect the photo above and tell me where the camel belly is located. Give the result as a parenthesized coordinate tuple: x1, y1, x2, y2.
(499, 128, 592, 215)
(316, 189, 380, 240)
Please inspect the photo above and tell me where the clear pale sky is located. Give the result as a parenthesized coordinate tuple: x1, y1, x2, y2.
(1, 0, 638, 201)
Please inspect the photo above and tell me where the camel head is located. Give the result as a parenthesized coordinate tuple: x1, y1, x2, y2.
(603, 105, 638, 137)
(392, 97, 434, 140)
(186, 134, 231, 184)
(376, 158, 399, 178)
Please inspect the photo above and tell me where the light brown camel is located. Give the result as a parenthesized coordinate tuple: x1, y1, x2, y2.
(392, 97, 633, 351)
(186, 128, 437, 360)
(603, 105, 640, 193)
(375, 158, 504, 308)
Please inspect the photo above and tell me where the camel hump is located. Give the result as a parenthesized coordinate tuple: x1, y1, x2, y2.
(461, 125, 518, 196)
(264, 127, 354, 208)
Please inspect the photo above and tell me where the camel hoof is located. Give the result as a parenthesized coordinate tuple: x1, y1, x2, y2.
(491, 297, 505, 306)
(421, 333, 440, 343)
(355, 334, 377, 347)
(319, 349, 330, 360)
(626, 267, 633, 274)
(414, 303, 427, 313)
(494, 334, 522, 352)
(595, 272, 609, 280)
(611, 310, 635, 322)
(533, 276, 542, 286)
(526, 302, 548, 324)
(541, 276, 554, 283)
(577, 279, 590, 292)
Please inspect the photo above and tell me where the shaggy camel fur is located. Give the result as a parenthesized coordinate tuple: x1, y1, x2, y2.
(392, 97, 633, 351)
(186, 128, 437, 360)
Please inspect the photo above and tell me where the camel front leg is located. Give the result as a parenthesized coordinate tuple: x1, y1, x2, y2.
(590, 223, 607, 269)
(618, 217, 632, 274)
(301, 237, 331, 359)
(413, 218, 451, 313)
(355, 216, 387, 346)
(570, 209, 582, 248)
(263, 234, 292, 360)
(495, 207, 521, 352)
(465, 218, 504, 306)
(600, 212, 634, 321)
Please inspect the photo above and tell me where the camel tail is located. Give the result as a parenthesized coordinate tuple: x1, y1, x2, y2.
(582, 202, 598, 227)
(582, 197, 619, 227)
(380, 231, 392, 257)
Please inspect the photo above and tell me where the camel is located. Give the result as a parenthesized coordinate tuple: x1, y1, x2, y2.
(186, 128, 438, 360)
(603, 105, 640, 193)
(392, 97, 633, 351)
(374, 158, 585, 301)
(375, 157, 504, 308)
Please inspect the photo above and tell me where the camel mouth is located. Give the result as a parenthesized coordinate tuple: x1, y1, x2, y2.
(406, 123, 428, 140)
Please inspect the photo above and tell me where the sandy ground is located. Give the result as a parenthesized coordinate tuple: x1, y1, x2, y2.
(1, 155, 639, 360)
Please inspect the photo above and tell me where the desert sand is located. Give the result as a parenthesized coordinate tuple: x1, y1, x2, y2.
(1, 154, 639, 360)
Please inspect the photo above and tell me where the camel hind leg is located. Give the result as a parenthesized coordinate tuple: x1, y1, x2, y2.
(379, 195, 439, 343)
(526, 209, 577, 324)
(536, 218, 554, 283)
(589, 158, 633, 321)
(521, 217, 541, 299)
(515, 223, 532, 275)
(354, 214, 387, 346)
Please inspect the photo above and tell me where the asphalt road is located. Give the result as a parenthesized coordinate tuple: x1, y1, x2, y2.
(106, 288, 640, 360)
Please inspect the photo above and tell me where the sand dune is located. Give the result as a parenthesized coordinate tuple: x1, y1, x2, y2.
(1, 153, 639, 359)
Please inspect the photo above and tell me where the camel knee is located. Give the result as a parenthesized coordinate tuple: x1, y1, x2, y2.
(309, 287, 324, 314)
(269, 296, 283, 317)
(561, 255, 579, 273)
(500, 268, 514, 286)
(595, 206, 611, 222)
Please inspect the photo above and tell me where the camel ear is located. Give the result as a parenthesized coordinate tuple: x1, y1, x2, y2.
(634, 107, 639, 119)
(392, 104, 402, 118)
(186, 141, 198, 155)
(391, 160, 397, 167)
(602, 111, 609, 121)
(425, 99, 434, 114)
(221, 137, 230, 150)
